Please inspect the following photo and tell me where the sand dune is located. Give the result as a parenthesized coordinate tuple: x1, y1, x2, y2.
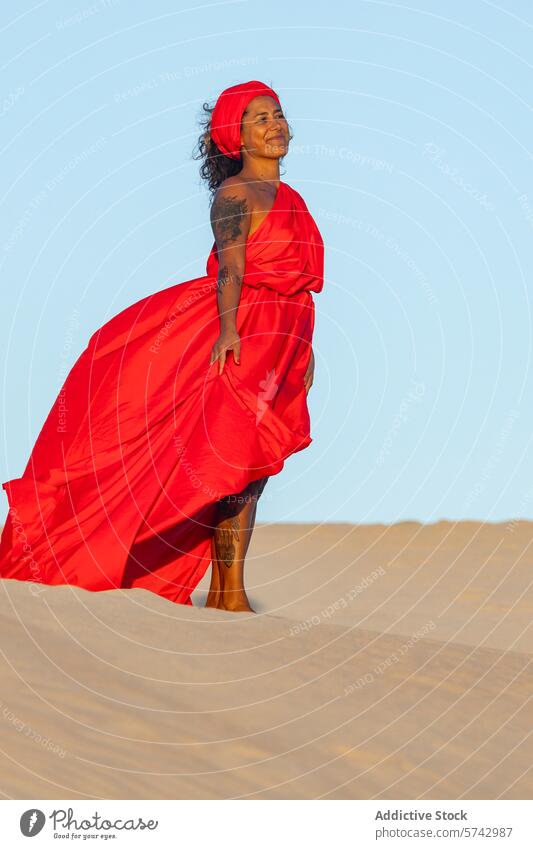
(0, 520, 531, 799)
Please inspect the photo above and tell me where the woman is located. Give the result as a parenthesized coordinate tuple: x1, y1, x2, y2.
(0, 80, 324, 612)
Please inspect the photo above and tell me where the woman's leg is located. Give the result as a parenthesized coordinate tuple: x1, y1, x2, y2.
(206, 476, 268, 612)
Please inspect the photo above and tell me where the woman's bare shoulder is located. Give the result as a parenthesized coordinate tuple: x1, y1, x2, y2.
(214, 176, 254, 205)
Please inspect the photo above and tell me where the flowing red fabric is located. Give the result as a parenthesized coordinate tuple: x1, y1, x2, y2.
(210, 80, 281, 159)
(0, 182, 324, 605)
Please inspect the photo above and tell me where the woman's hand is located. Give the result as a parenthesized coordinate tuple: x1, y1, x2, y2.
(303, 347, 315, 395)
(210, 325, 241, 375)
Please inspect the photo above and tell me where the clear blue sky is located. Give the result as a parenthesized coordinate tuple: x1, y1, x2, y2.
(1, 0, 532, 525)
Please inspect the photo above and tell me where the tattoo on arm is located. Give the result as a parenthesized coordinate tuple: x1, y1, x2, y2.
(217, 265, 242, 293)
(211, 191, 249, 311)
(211, 195, 248, 247)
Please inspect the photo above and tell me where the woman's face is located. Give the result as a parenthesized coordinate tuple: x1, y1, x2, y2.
(240, 95, 289, 160)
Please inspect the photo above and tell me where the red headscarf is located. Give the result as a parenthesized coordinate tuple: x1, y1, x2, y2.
(210, 80, 281, 160)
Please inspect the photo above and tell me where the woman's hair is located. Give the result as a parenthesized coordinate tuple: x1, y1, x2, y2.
(193, 100, 292, 201)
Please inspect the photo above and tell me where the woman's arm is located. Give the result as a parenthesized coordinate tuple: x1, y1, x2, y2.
(304, 347, 315, 395)
(209, 181, 251, 375)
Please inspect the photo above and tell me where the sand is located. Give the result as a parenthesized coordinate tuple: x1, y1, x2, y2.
(0, 520, 531, 799)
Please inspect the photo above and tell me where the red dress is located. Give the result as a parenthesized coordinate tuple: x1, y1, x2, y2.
(0, 181, 324, 605)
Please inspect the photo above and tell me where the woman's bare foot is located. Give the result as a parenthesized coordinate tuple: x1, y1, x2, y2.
(205, 560, 255, 612)
(205, 589, 220, 608)
(204, 557, 255, 612)
(205, 575, 221, 608)
(206, 476, 268, 614)
(217, 588, 256, 613)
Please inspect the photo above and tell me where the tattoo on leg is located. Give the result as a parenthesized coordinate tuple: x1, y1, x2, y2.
(215, 516, 241, 568)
